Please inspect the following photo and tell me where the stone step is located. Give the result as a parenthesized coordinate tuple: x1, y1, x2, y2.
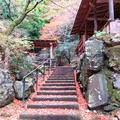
(51, 75, 74, 77)
(45, 80, 75, 83)
(27, 103, 79, 109)
(48, 78, 74, 80)
(52, 72, 73, 74)
(40, 87, 76, 90)
(20, 113, 81, 120)
(48, 79, 74, 81)
(50, 75, 74, 77)
(42, 83, 76, 86)
(32, 96, 78, 102)
(37, 91, 77, 95)
(49, 76, 74, 78)
(52, 73, 73, 75)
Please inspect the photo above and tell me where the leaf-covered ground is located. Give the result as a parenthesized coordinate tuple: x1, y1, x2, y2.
(0, 70, 119, 120)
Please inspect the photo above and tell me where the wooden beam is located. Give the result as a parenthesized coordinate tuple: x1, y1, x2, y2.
(94, 2, 98, 31)
(87, 17, 107, 21)
(97, 0, 108, 3)
(90, 8, 108, 15)
(109, 0, 114, 21)
(95, 3, 108, 9)
(78, 0, 97, 34)
(97, 0, 120, 3)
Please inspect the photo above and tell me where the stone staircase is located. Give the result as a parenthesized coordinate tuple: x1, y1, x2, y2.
(19, 66, 81, 120)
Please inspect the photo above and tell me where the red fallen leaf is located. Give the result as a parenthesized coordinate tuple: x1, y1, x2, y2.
(0, 70, 119, 120)
(13, 99, 19, 104)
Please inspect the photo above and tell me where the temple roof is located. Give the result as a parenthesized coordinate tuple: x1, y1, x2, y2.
(27, 39, 58, 48)
(71, 0, 120, 35)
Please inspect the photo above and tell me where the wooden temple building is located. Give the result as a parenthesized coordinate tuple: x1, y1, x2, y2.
(28, 39, 58, 67)
(71, 0, 120, 54)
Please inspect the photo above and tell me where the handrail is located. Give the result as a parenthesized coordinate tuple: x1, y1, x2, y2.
(22, 58, 50, 102)
(23, 58, 50, 79)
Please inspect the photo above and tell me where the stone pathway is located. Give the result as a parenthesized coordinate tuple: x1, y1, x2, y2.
(19, 66, 119, 120)
(19, 66, 81, 120)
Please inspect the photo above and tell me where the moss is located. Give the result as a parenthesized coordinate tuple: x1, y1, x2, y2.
(105, 45, 120, 56)
(106, 45, 120, 51)
(113, 59, 120, 64)
(107, 80, 114, 96)
(107, 77, 120, 102)
(101, 68, 120, 103)
(24, 86, 35, 98)
(113, 90, 120, 102)
(101, 68, 112, 78)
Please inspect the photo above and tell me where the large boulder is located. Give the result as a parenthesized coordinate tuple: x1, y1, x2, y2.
(87, 73, 109, 109)
(0, 71, 15, 107)
(14, 78, 34, 99)
(103, 104, 118, 112)
(105, 45, 120, 73)
(85, 39, 104, 71)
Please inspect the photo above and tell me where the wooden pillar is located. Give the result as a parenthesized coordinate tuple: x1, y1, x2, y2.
(109, 0, 114, 21)
(50, 43, 53, 59)
(85, 21, 87, 40)
(94, 5, 98, 32)
(50, 43, 53, 68)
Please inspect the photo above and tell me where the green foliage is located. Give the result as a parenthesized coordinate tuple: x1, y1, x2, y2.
(101, 68, 120, 103)
(9, 55, 35, 79)
(41, 1, 47, 5)
(55, 24, 78, 65)
(105, 45, 120, 66)
(57, 40, 78, 53)
(0, 34, 32, 55)
(19, 18, 44, 39)
(0, 1, 9, 19)
(0, 33, 33, 72)
(0, 0, 18, 19)
(93, 31, 107, 37)
(18, 4, 49, 39)
(56, 39, 78, 65)
(112, 90, 120, 102)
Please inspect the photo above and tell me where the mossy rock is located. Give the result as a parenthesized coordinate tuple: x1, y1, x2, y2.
(105, 45, 120, 73)
(101, 68, 113, 78)
(101, 68, 120, 106)
(112, 90, 120, 102)
(105, 45, 120, 59)
(24, 86, 35, 98)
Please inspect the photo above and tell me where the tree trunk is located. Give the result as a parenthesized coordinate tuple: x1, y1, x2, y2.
(4, 48, 10, 70)
(63, 53, 71, 64)
(5, 1, 41, 35)
(6, 13, 27, 35)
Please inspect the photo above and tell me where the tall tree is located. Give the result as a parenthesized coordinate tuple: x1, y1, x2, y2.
(5, 0, 44, 35)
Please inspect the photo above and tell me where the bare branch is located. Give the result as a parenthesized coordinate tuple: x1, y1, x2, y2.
(25, 0, 43, 14)
(2, 0, 14, 21)
(23, 0, 31, 12)
(49, 0, 76, 14)
(49, 0, 65, 8)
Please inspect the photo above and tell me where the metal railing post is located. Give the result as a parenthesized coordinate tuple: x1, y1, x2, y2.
(48, 65, 50, 75)
(36, 69, 39, 91)
(22, 78, 25, 102)
(21, 58, 50, 102)
(50, 58, 52, 69)
(43, 64, 45, 81)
